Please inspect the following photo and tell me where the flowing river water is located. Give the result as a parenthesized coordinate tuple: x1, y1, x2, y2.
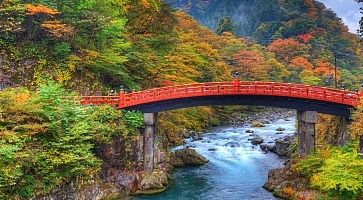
(136, 116, 295, 200)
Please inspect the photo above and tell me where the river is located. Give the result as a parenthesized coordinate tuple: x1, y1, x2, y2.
(136, 116, 295, 200)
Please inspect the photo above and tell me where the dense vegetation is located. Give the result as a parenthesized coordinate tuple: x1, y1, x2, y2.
(0, 0, 362, 199)
(167, 0, 363, 89)
(298, 143, 363, 199)
(0, 82, 144, 199)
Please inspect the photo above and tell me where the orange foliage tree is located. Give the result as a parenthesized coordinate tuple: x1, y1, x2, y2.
(313, 61, 340, 79)
(233, 50, 268, 80)
(267, 38, 308, 63)
(289, 56, 314, 70)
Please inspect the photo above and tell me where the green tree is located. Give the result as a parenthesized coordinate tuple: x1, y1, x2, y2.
(216, 16, 235, 35)
(356, 0, 363, 37)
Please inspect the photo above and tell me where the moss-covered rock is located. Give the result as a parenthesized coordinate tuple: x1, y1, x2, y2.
(136, 170, 168, 195)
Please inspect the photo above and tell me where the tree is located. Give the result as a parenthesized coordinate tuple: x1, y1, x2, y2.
(267, 38, 309, 63)
(233, 50, 267, 80)
(216, 16, 235, 35)
(289, 56, 314, 70)
(356, 0, 363, 37)
(300, 70, 322, 85)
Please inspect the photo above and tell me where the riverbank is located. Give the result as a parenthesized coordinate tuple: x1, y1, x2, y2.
(36, 108, 297, 200)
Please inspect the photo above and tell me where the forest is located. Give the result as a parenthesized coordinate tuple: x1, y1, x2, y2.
(0, 0, 362, 199)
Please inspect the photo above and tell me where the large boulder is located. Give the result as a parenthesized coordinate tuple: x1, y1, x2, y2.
(250, 136, 264, 145)
(171, 148, 209, 167)
(264, 161, 317, 200)
(137, 170, 168, 195)
(275, 136, 294, 157)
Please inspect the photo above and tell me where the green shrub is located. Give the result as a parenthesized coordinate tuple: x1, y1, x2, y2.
(53, 42, 71, 59)
(123, 110, 144, 130)
(299, 143, 363, 200)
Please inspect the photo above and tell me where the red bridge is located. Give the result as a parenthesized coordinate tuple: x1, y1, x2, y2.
(81, 81, 362, 117)
(81, 81, 363, 172)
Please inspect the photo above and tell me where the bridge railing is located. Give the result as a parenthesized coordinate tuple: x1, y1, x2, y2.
(80, 81, 362, 109)
(81, 96, 120, 107)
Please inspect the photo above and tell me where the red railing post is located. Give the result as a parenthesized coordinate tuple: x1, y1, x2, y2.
(232, 79, 240, 93)
(118, 91, 125, 109)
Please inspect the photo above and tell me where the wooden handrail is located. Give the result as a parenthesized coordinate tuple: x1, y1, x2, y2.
(80, 81, 361, 109)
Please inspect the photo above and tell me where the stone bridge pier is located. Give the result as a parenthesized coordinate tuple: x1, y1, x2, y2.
(143, 113, 157, 173)
(297, 111, 317, 155)
(297, 111, 352, 156)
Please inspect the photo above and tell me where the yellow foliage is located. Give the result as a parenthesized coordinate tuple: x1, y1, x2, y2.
(350, 99, 363, 139)
(316, 114, 341, 146)
(138, 0, 160, 11)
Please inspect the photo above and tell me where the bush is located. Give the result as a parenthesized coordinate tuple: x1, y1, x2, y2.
(298, 144, 363, 200)
(123, 110, 144, 130)
(53, 42, 71, 58)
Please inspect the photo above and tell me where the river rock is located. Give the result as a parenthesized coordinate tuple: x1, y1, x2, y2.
(275, 136, 294, 157)
(276, 131, 284, 135)
(245, 130, 254, 133)
(260, 144, 269, 153)
(267, 145, 277, 153)
(224, 142, 240, 148)
(251, 120, 265, 128)
(276, 127, 286, 131)
(260, 144, 276, 153)
(191, 133, 203, 141)
(250, 136, 264, 145)
(171, 148, 209, 167)
(208, 148, 217, 151)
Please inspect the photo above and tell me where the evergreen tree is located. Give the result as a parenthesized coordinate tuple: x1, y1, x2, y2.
(356, 0, 363, 37)
(216, 16, 235, 35)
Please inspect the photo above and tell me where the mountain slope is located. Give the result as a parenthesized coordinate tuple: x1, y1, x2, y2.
(166, 0, 363, 89)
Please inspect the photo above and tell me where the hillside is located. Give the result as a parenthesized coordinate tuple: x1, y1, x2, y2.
(166, 0, 363, 89)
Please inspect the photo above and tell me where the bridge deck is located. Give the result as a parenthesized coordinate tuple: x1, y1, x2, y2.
(81, 81, 362, 109)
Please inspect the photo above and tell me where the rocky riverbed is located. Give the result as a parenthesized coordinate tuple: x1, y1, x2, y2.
(135, 108, 297, 200)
